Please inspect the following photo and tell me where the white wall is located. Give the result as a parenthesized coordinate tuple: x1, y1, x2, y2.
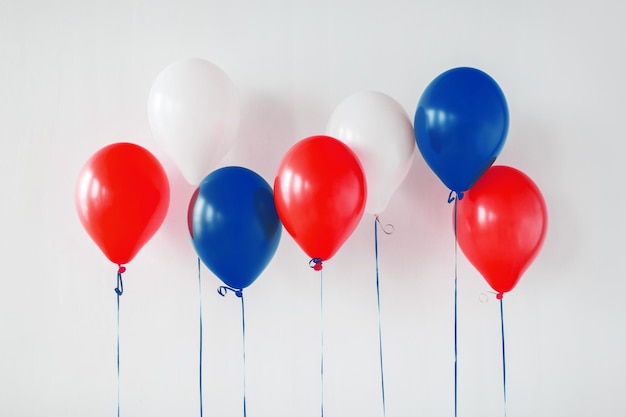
(1, 0, 624, 416)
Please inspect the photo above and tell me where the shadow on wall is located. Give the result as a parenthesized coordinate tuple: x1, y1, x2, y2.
(499, 114, 574, 279)
(149, 145, 197, 261)
(382, 146, 458, 265)
(222, 91, 303, 182)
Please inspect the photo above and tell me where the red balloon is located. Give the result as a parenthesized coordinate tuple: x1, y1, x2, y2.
(75, 142, 170, 265)
(456, 165, 547, 296)
(274, 135, 367, 262)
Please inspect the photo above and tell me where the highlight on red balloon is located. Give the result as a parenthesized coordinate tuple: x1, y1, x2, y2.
(455, 165, 547, 295)
(75, 142, 171, 265)
(274, 135, 367, 264)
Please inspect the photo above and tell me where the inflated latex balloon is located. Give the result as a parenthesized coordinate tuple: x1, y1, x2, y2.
(456, 165, 547, 296)
(414, 67, 509, 194)
(191, 167, 281, 290)
(274, 135, 366, 263)
(75, 142, 170, 266)
(147, 58, 240, 185)
(326, 91, 416, 215)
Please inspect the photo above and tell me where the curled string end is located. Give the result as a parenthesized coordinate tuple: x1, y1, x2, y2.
(375, 215, 395, 235)
(480, 291, 503, 303)
(217, 286, 243, 298)
(115, 265, 125, 296)
(309, 258, 323, 271)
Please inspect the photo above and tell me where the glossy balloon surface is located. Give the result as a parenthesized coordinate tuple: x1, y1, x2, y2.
(415, 67, 509, 193)
(75, 142, 170, 265)
(456, 165, 547, 294)
(274, 135, 366, 261)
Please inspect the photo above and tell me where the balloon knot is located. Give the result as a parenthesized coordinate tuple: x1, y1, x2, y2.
(448, 191, 464, 203)
(496, 292, 504, 300)
(309, 258, 323, 271)
(118, 265, 126, 274)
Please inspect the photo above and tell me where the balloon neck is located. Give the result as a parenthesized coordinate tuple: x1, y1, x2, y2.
(309, 258, 323, 271)
(496, 292, 504, 300)
(118, 265, 126, 274)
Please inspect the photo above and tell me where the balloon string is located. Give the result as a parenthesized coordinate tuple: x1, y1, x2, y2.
(448, 190, 464, 203)
(308, 258, 324, 417)
(197, 258, 204, 417)
(448, 191, 464, 417)
(320, 267, 325, 417)
(374, 217, 387, 417)
(499, 297, 508, 417)
(115, 265, 125, 417)
(375, 215, 395, 235)
(241, 292, 247, 417)
(217, 286, 246, 417)
(217, 286, 243, 298)
(115, 266, 125, 296)
(449, 192, 461, 417)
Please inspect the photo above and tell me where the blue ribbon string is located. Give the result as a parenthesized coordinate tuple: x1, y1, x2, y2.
(448, 191, 463, 417)
(309, 258, 324, 417)
(374, 216, 392, 417)
(218, 286, 246, 417)
(114, 266, 124, 417)
(320, 268, 324, 417)
(499, 297, 508, 417)
(197, 258, 204, 417)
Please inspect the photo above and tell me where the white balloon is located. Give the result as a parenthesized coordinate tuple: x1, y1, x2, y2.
(147, 58, 240, 185)
(326, 91, 417, 215)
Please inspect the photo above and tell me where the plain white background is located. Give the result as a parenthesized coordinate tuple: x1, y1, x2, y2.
(1, 0, 624, 416)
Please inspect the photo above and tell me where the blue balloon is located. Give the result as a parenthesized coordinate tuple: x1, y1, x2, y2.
(191, 166, 282, 289)
(414, 67, 509, 193)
